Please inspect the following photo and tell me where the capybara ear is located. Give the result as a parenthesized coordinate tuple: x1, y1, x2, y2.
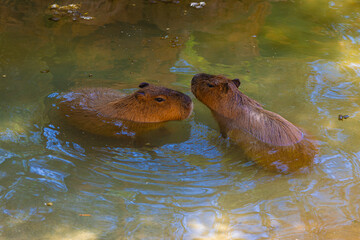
(135, 91, 146, 100)
(139, 82, 150, 88)
(232, 79, 241, 88)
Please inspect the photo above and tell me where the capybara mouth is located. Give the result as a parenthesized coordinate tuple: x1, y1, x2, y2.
(184, 101, 194, 119)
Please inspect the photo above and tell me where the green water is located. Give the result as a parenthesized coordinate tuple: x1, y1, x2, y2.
(1, 0, 360, 239)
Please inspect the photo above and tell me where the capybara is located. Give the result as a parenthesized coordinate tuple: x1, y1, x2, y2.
(57, 82, 193, 138)
(191, 73, 317, 173)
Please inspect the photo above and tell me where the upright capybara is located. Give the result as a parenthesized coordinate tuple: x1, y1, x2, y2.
(191, 73, 317, 173)
(57, 82, 193, 138)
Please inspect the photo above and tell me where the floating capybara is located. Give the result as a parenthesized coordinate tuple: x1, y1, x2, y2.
(57, 83, 193, 138)
(191, 73, 317, 173)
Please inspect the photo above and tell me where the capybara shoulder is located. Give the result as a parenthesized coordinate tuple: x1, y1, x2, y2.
(191, 73, 317, 173)
(57, 83, 193, 137)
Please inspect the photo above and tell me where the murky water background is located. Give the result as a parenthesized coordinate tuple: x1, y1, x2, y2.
(1, 0, 360, 239)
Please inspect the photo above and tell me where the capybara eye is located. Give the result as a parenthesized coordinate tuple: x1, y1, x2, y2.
(207, 83, 215, 88)
(155, 97, 165, 102)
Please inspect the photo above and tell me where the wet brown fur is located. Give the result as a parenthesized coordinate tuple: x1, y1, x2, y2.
(191, 73, 317, 173)
(58, 84, 193, 138)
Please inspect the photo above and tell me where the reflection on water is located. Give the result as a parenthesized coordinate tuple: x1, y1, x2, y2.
(1, 0, 360, 239)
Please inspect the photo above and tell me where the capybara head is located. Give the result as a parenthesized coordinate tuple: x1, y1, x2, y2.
(191, 73, 243, 113)
(107, 82, 193, 123)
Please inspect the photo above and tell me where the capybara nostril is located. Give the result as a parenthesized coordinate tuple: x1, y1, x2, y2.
(181, 94, 193, 116)
(183, 94, 192, 105)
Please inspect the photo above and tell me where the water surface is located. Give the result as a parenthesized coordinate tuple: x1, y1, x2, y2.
(1, 0, 360, 239)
